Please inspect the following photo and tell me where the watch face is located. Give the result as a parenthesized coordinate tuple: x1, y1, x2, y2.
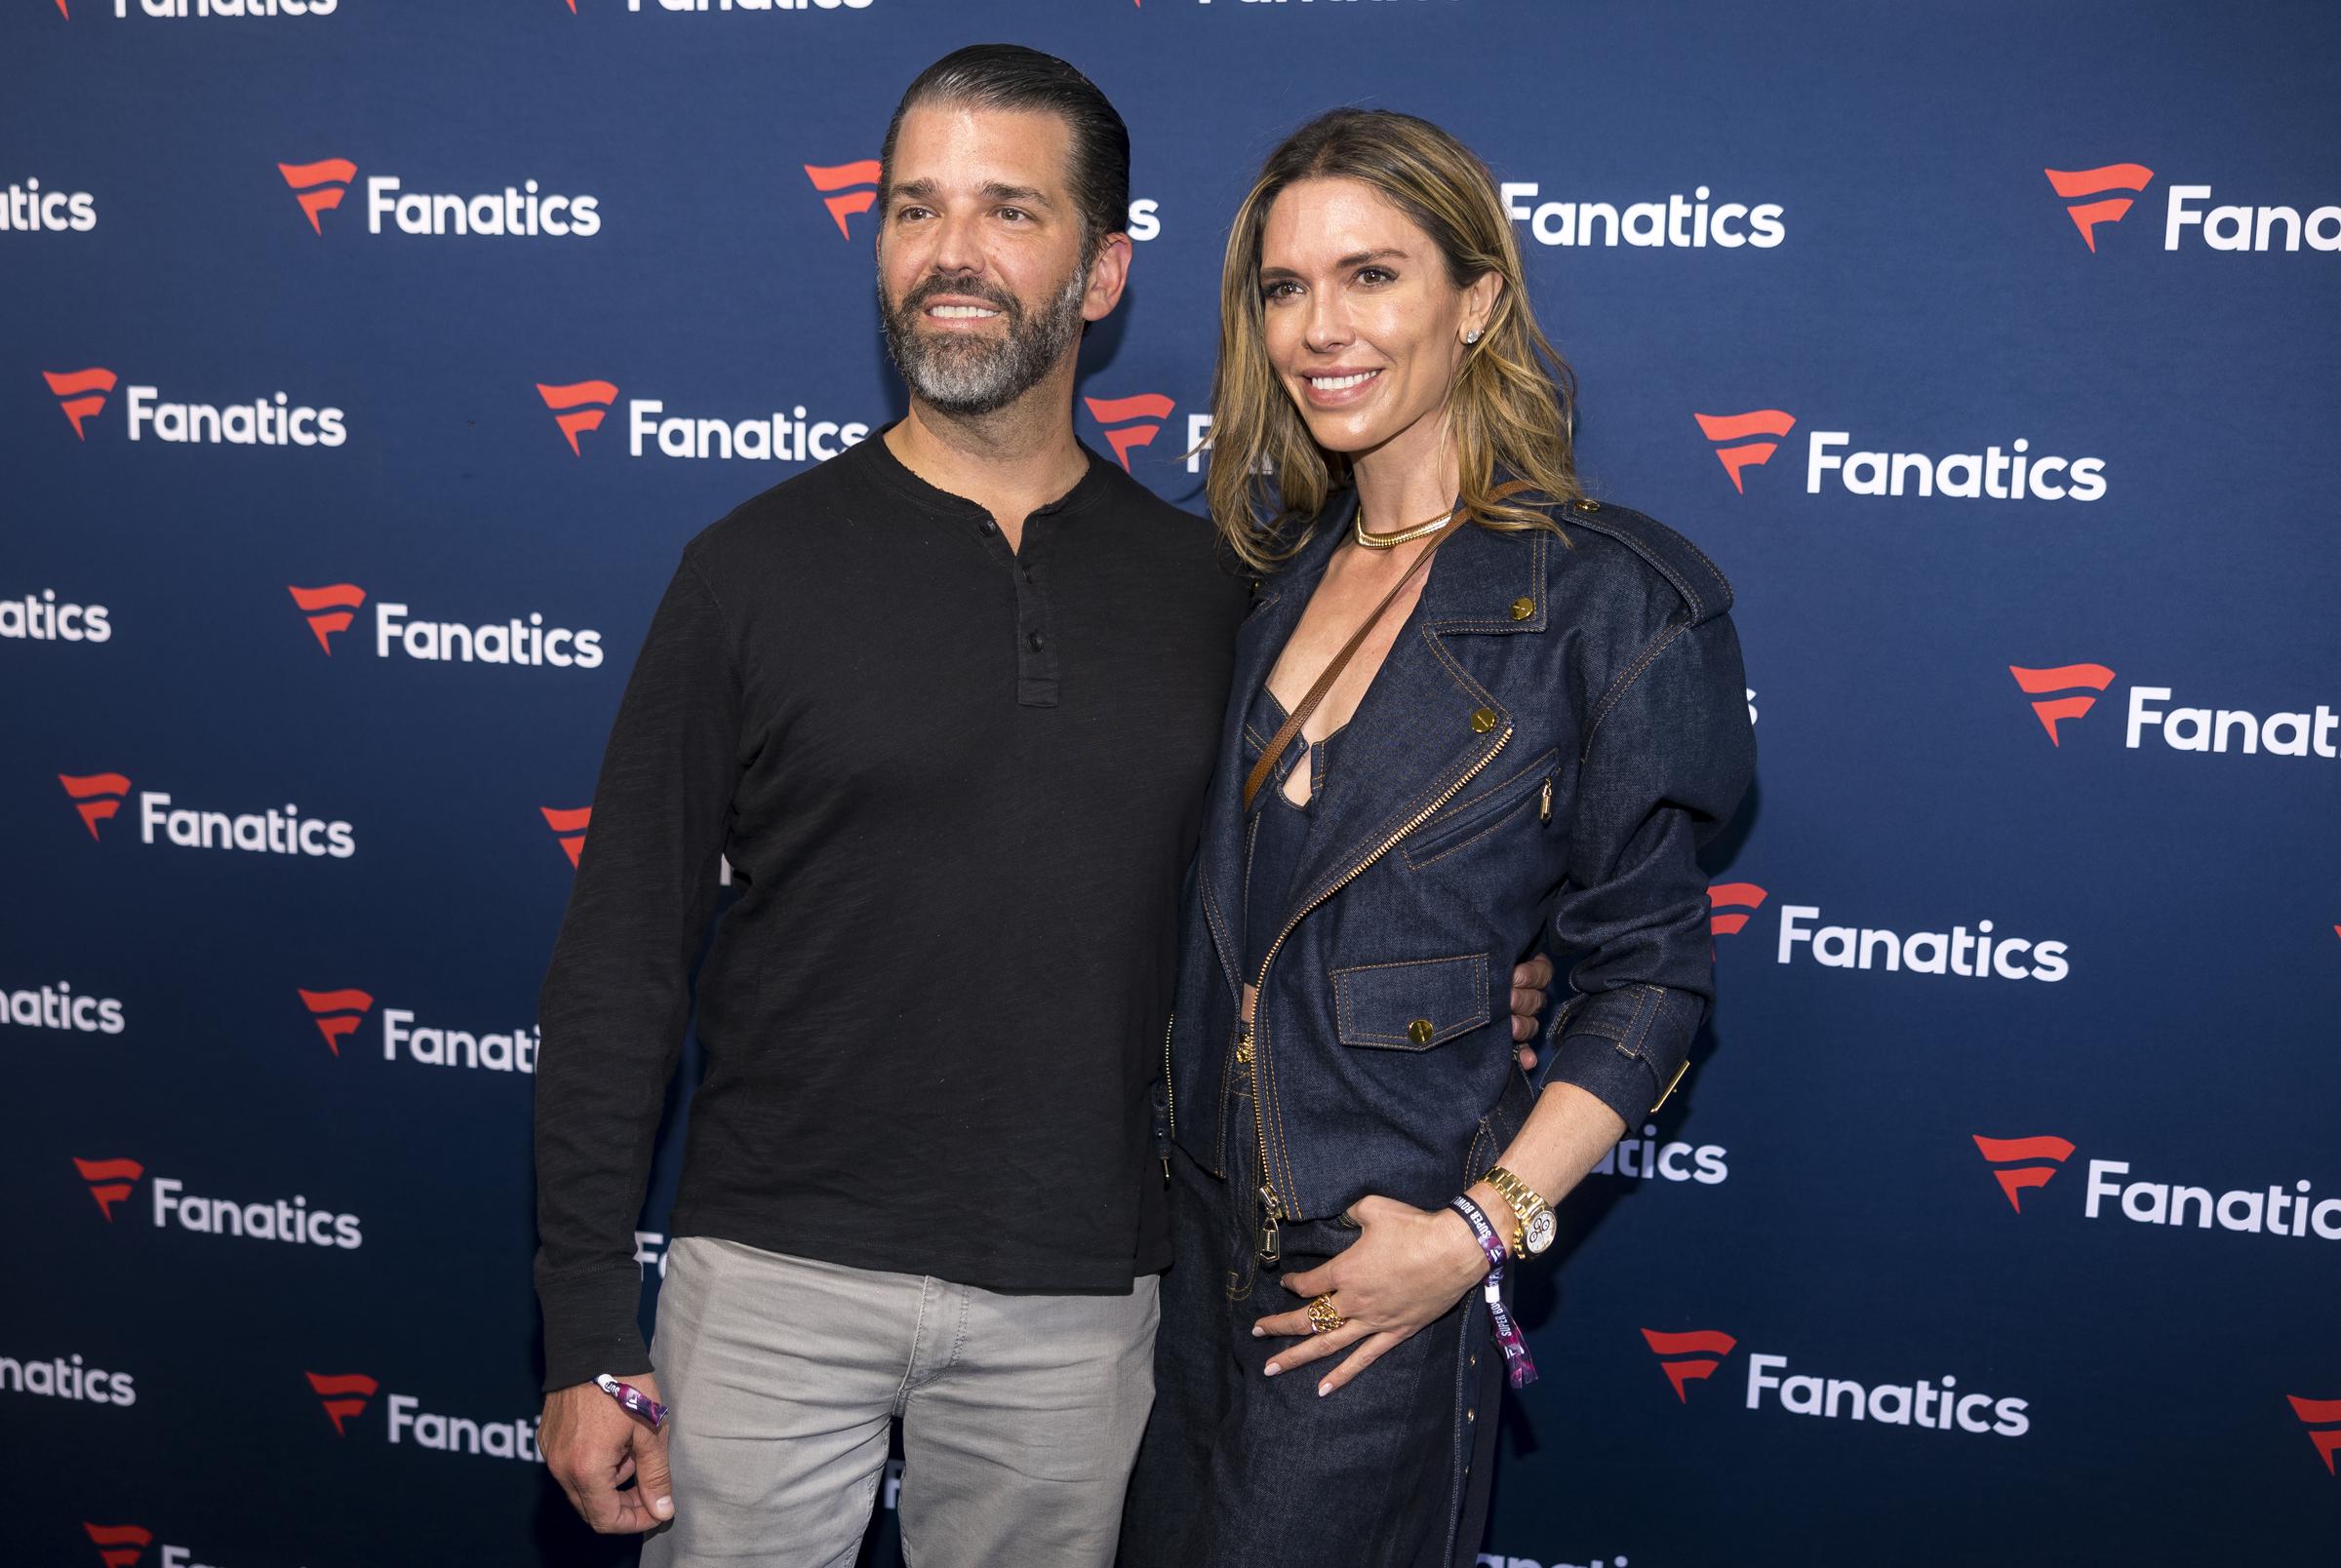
(1524, 1208, 1559, 1255)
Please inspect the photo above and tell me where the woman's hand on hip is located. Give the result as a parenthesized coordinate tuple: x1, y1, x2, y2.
(1251, 1195, 1490, 1397)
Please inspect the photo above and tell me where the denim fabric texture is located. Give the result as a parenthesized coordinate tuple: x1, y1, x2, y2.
(1122, 1117, 1504, 1568)
(1159, 486, 1756, 1229)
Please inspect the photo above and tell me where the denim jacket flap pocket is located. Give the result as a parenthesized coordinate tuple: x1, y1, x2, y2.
(1331, 953, 1488, 1051)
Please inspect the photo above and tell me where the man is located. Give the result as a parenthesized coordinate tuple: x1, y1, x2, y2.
(532, 45, 1551, 1567)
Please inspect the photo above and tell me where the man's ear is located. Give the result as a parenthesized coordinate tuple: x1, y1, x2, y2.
(1083, 231, 1135, 323)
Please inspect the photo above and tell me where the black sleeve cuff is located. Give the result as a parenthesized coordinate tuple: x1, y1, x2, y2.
(536, 1258, 654, 1393)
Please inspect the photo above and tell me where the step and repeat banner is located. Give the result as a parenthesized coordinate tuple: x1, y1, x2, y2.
(6, 1, 2336, 1564)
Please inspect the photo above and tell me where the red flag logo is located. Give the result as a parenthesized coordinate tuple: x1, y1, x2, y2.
(2043, 164, 2155, 253)
(306, 1370, 379, 1435)
(1707, 882, 1766, 937)
(1085, 393, 1176, 472)
(804, 160, 882, 240)
(59, 771, 132, 840)
(298, 988, 376, 1057)
(279, 158, 358, 236)
(2008, 662, 2116, 746)
(45, 368, 118, 440)
(73, 1156, 144, 1221)
(2290, 1394, 2341, 1475)
(536, 379, 618, 456)
(1971, 1134, 2076, 1213)
(82, 1524, 153, 1568)
(1642, 1327, 1737, 1402)
(542, 804, 590, 866)
(1693, 410, 1796, 493)
(288, 582, 367, 653)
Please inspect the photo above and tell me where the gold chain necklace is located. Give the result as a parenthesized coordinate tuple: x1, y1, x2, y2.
(1352, 502, 1456, 549)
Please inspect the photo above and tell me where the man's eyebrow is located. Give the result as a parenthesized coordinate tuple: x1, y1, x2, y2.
(980, 181, 1053, 209)
(884, 178, 1056, 211)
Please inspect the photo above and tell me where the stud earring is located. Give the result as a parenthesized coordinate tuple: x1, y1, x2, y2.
(1464, 328, 1483, 344)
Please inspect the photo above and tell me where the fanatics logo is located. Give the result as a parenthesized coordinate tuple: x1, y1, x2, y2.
(81, 1524, 152, 1568)
(1707, 882, 1766, 938)
(1693, 410, 1796, 493)
(288, 583, 366, 652)
(44, 368, 118, 440)
(803, 160, 881, 239)
(2043, 164, 2155, 253)
(541, 805, 590, 866)
(1971, 1134, 2076, 1212)
(298, 988, 375, 1056)
(307, 1370, 378, 1434)
(537, 379, 618, 455)
(2008, 662, 2117, 746)
(1641, 1327, 1736, 1402)
(278, 158, 357, 234)
(1083, 393, 1176, 472)
(2291, 1394, 2341, 1475)
(59, 772, 132, 839)
(74, 1157, 144, 1220)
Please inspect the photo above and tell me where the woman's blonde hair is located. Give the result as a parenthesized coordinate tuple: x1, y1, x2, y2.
(1206, 107, 1582, 570)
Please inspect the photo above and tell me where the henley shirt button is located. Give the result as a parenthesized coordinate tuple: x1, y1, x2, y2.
(1027, 631, 1045, 651)
(979, 518, 997, 534)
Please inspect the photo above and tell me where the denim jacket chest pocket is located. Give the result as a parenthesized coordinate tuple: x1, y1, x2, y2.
(1401, 745, 1562, 871)
(1331, 952, 1488, 1051)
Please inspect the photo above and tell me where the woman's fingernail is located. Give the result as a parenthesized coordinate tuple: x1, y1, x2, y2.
(1250, 1325, 1264, 1338)
(1317, 1382, 1331, 1398)
(1264, 1362, 1280, 1376)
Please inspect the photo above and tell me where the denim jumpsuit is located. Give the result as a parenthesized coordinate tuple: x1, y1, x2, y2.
(1123, 487, 1753, 1568)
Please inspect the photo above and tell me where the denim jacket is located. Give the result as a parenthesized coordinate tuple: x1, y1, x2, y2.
(1160, 486, 1755, 1232)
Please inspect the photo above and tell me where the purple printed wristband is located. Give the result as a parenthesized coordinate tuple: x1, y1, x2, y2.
(594, 1373, 667, 1429)
(1449, 1196, 1538, 1388)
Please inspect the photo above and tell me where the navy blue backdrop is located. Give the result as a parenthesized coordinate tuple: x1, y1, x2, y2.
(7, 2, 2337, 1565)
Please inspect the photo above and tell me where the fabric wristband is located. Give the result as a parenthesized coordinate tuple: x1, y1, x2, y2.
(594, 1373, 667, 1429)
(1448, 1195, 1538, 1388)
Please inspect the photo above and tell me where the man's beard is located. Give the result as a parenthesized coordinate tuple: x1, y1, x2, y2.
(880, 266, 1089, 418)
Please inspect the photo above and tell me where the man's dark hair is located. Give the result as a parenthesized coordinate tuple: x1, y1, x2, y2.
(878, 44, 1131, 255)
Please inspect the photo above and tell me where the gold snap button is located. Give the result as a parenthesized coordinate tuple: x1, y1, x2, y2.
(1469, 707, 1497, 733)
(1408, 1018, 1434, 1045)
(1509, 596, 1533, 621)
(1574, 497, 1601, 513)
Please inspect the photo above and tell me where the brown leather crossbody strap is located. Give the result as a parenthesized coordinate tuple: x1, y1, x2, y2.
(1239, 482, 1540, 815)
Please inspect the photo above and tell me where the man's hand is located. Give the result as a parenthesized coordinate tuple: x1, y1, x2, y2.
(1509, 952, 1554, 1072)
(542, 1374, 674, 1533)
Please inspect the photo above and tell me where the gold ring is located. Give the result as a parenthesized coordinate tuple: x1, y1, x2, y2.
(1306, 1294, 1345, 1335)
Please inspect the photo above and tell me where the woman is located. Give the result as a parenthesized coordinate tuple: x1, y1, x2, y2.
(1122, 109, 1754, 1567)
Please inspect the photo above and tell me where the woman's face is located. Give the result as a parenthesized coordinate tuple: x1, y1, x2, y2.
(1256, 176, 1494, 469)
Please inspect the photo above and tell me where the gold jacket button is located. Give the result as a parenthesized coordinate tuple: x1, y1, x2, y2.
(1408, 1018, 1434, 1045)
(1509, 596, 1533, 621)
(1574, 497, 1601, 513)
(1470, 707, 1497, 733)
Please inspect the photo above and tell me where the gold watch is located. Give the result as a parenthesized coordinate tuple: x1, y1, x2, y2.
(1483, 1165, 1556, 1258)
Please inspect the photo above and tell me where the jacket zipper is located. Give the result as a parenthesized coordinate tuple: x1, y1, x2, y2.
(1539, 775, 1554, 823)
(1244, 723, 1513, 1262)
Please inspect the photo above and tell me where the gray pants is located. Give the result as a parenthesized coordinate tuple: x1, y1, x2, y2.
(640, 1235, 1160, 1568)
